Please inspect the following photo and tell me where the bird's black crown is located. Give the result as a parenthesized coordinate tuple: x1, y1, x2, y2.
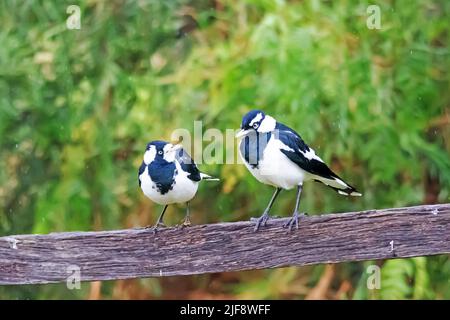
(241, 109, 266, 130)
(146, 140, 167, 151)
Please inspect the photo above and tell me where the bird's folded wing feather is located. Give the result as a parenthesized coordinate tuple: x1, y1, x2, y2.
(276, 128, 339, 180)
(176, 149, 202, 181)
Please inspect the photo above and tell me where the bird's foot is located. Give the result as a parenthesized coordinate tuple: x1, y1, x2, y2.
(179, 217, 191, 229)
(251, 212, 270, 232)
(145, 222, 166, 234)
(283, 212, 307, 232)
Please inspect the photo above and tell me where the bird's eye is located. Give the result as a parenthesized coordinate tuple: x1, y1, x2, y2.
(252, 123, 259, 129)
(158, 151, 163, 155)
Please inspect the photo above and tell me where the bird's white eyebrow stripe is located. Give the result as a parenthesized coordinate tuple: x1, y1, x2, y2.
(249, 113, 263, 126)
(143, 145, 156, 164)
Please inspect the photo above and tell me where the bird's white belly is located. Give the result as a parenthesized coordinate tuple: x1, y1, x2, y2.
(140, 166, 198, 205)
(239, 137, 310, 190)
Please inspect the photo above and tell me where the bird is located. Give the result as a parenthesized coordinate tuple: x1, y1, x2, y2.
(236, 110, 361, 232)
(138, 140, 218, 231)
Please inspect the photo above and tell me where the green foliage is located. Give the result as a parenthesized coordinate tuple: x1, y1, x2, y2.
(0, 0, 449, 299)
(381, 259, 414, 299)
(380, 257, 433, 299)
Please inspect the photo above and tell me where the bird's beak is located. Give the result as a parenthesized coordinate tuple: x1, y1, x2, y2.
(235, 129, 251, 139)
(167, 144, 182, 153)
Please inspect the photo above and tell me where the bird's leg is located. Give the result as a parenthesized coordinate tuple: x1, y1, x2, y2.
(283, 184, 306, 231)
(146, 205, 168, 233)
(252, 187, 282, 231)
(181, 202, 191, 228)
(155, 205, 168, 227)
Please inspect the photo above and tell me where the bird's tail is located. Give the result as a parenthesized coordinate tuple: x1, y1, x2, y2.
(200, 173, 220, 181)
(314, 176, 362, 197)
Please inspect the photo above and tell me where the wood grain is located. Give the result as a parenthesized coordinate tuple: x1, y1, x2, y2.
(1, 203, 449, 285)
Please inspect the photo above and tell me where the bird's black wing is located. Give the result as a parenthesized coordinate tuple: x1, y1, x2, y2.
(176, 148, 201, 182)
(275, 123, 339, 180)
(138, 161, 146, 187)
(275, 123, 360, 195)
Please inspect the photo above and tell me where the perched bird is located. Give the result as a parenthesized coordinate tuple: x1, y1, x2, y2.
(236, 110, 361, 232)
(138, 140, 218, 231)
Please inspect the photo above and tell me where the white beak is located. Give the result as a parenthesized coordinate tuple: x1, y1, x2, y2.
(235, 129, 251, 139)
(167, 144, 182, 153)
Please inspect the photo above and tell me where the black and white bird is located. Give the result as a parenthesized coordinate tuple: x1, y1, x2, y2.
(138, 140, 218, 231)
(236, 110, 361, 232)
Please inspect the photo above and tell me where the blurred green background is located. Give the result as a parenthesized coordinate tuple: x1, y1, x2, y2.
(1, 0, 449, 299)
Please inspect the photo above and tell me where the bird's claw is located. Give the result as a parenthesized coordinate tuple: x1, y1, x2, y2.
(283, 212, 306, 232)
(182, 220, 191, 228)
(145, 221, 166, 234)
(178, 218, 191, 229)
(252, 212, 270, 232)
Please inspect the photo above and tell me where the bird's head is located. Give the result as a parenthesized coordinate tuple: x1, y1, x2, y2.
(236, 109, 276, 138)
(143, 140, 182, 164)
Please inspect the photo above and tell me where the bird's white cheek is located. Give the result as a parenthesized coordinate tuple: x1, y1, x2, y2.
(164, 151, 177, 162)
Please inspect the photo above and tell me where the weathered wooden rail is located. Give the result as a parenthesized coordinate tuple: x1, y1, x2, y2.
(0, 203, 449, 285)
